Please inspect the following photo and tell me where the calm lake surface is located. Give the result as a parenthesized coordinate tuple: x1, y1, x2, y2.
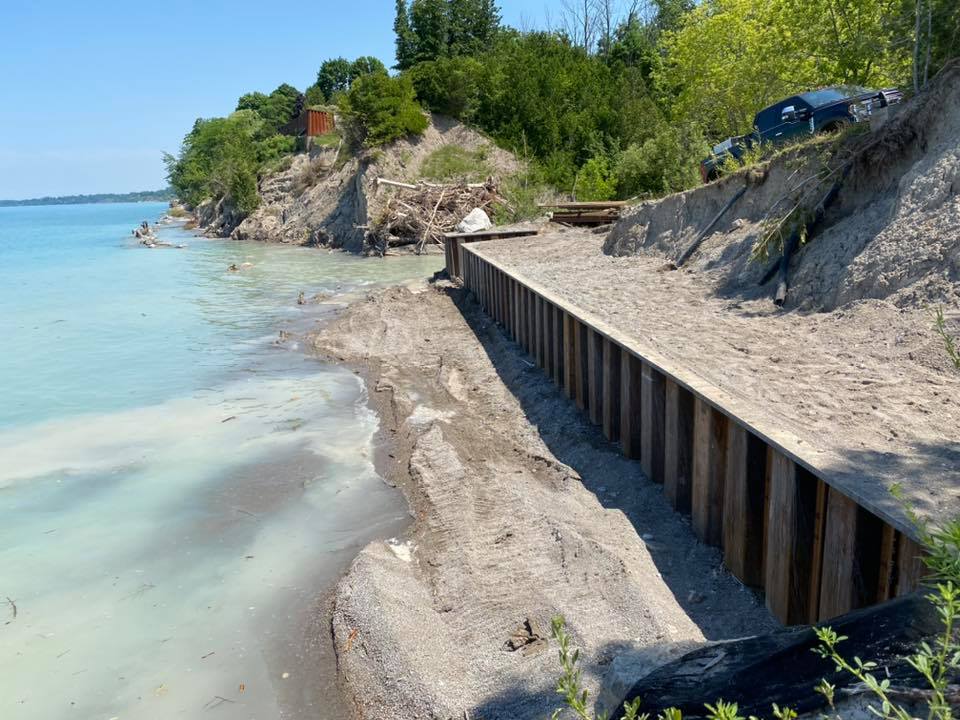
(0, 202, 442, 719)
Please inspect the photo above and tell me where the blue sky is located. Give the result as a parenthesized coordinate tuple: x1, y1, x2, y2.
(0, 1, 552, 200)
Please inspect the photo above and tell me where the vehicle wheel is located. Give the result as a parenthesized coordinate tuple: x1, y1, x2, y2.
(819, 120, 849, 135)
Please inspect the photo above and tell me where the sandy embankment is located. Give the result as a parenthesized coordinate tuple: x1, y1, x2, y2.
(312, 282, 776, 720)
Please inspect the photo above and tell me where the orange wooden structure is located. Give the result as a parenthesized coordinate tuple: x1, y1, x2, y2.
(282, 109, 335, 138)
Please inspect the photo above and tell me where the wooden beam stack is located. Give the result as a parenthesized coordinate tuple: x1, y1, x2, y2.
(540, 201, 628, 226)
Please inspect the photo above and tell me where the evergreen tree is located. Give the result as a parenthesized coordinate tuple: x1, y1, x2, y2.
(410, 0, 451, 63)
(394, 0, 417, 70)
(448, 0, 501, 56)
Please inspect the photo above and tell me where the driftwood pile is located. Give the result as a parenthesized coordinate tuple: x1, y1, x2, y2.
(369, 178, 503, 255)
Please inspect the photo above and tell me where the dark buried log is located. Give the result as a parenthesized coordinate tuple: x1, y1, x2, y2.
(619, 593, 943, 720)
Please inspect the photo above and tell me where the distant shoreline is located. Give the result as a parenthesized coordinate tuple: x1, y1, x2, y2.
(0, 189, 173, 208)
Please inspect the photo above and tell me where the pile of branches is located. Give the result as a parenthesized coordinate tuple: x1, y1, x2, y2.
(368, 179, 502, 255)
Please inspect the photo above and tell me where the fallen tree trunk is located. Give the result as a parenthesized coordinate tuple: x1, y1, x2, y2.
(619, 593, 944, 719)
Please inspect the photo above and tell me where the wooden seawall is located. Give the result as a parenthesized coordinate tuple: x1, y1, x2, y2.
(455, 242, 926, 626)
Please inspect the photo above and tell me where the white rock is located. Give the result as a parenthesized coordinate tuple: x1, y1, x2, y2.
(455, 208, 492, 234)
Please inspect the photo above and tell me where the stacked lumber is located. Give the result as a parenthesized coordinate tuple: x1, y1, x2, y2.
(540, 200, 627, 226)
(370, 178, 503, 255)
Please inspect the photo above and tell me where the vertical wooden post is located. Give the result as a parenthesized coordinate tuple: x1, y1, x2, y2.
(765, 450, 797, 624)
(527, 288, 535, 355)
(640, 362, 665, 483)
(587, 330, 602, 426)
(722, 426, 767, 587)
(664, 379, 694, 514)
(534, 295, 542, 366)
(564, 313, 576, 400)
(574, 321, 587, 411)
(513, 281, 521, 343)
(895, 535, 926, 596)
(602, 339, 621, 442)
(692, 398, 727, 546)
(620, 352, 643, 460)
(542, 299, 552, 375)
(765, 455, 823, 625)
(521, 288, 530, 352)
(876, 524, 898, 602)
(818, 488, 860, 620)
(553, 305, 563, 387)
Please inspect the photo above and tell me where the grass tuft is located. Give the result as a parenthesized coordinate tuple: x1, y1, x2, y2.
(420, 145, 492, 182)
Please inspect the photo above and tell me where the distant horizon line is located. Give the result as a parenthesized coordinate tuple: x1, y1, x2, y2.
(0, 188, 174, 208)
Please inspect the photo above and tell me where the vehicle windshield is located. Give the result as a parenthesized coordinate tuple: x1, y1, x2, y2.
(801, 86, 871, 107)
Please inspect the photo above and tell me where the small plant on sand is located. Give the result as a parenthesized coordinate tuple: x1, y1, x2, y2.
(934, 306, 960, 370)
(550, 616, 644, 720)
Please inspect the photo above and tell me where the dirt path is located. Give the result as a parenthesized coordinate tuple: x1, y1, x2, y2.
(475, 231, 960, 532)
(312, 283, 776, 720)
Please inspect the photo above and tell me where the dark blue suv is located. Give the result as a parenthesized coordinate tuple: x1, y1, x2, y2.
(700, 85, 903, 182)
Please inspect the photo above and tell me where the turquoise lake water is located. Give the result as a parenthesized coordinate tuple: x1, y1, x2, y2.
(0, 203, 443, 719)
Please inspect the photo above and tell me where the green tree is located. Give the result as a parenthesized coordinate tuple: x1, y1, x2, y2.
(304, 83, 327, 108)
(653, 0, 695, 33)
(164, 111, 264, 213)
(338, 73, 429, 146)
(576, 155, 617, 200)
(316, 57, 353, 101)
(659, 0, 909, 139)
(235, 84, 303, 133)
(394, 0, 418, 69)
(616, 123, 709, 197)
(448, 0, 501, 56)
(410, 0, 451, 62)
(349, 56, 388, 81)
(409, 56, 484, 118)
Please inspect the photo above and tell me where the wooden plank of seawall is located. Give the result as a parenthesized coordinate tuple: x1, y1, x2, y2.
(765, 449, 797, 624)
(692, 398, 727, 546)
(502, 275, 508, 334)
(620, 352, 643, 460)
(527, 287, 535, 355)
(640, 361, 666, 483)
(876, 523, 898, 601)
(807, 477, 828, 623)
(895, 534, 927, 596)
(602, 339, 621, 442)
(818, 487, 860, 620)
(723, 424, 767, 587)
(553, 304, 563, 387)
(520, 287, 529, 352)
(564, 312, 576, 399)
(664, 379, 694, 514)
(587, 329, 602, 426)
(574, 320, 586, 410)
(542, 298, 552, 376)
(533, 294, 542, 366)
(765, 455, 823, 625)
(513, 280, 521, 342)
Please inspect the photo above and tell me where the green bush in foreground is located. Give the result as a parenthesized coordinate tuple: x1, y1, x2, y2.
(338, 73, 428, 147)
(551, 511, 960, 720)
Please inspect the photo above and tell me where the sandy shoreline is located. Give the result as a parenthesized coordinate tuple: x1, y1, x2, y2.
(311, 281, 777, 719)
